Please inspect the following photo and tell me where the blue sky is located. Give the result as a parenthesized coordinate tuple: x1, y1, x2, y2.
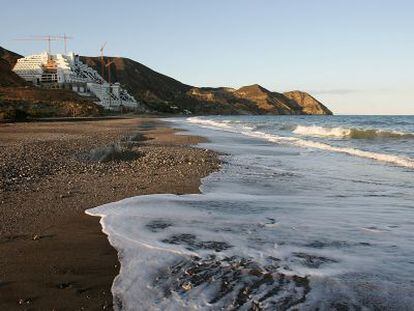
(1, 0, 413, 114)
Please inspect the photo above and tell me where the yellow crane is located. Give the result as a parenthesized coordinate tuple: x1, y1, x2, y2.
(105, 59, 115, 108)
(105, 60, 115, 85)
(100, 42, 107, 79)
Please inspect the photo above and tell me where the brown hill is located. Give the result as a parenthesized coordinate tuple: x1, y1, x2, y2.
(0, 47, 27, 86)
(183, 85, 291, 115)
(284, 91, 332, 115)
(0, 46, 333, 115)
(234, 84, 297, 114)
(81, 56, 332, 115)
(0, 87, 103, 121)
(180, 84, 333, 115)
(0, 46, 22, 67)
(80, 56, 191, 109)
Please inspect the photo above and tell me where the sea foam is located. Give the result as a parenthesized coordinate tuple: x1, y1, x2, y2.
(187, 117, 414, 169)
(293, 125, 414, 139)
(87, 115, 414, 309)
(87, 193, 395, 310)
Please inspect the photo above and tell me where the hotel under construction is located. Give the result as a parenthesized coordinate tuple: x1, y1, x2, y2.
(13, 51, 141, 111)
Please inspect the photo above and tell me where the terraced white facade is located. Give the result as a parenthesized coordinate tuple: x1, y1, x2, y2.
(13, 52, 141, 111)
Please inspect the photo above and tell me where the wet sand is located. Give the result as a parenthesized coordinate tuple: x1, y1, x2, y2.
(0, 118, 220, 310)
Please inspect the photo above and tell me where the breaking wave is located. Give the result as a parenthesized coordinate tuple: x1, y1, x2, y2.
(88, 193, 411, 310)
(187, 117, 414, 169)
(88, 115, 414, 310)
(293, 125, 414, 139)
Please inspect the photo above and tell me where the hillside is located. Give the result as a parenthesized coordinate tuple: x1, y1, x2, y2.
(0, 46, 22, 67)
(0, 47, 103, 121)
(80, 56, 192, 112)
(0, 45, 333, 116)
(284, 91, 332, 115)
(0, 47, 28, 87)
(0, 87, 103, 121)
(81, 55, 332, 115)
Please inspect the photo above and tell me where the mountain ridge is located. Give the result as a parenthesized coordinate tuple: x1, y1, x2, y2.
(81, 55, 332, 115)
(1, 46, 333, 115)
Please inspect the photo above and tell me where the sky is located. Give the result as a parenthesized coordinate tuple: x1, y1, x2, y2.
(1, 0, 413, 115)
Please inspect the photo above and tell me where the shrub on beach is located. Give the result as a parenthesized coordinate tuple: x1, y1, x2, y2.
(0, 107, 28, 121)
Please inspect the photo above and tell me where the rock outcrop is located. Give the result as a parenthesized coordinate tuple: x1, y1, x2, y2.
(284, 91, 332, 115)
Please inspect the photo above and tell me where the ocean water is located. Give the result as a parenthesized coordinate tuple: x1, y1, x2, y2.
(87, 115, 414, 310)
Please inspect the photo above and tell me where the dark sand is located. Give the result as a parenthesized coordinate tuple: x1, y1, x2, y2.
(0, 118, 220, 310)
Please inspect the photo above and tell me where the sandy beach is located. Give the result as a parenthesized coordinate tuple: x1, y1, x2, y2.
(0, 118, 219, 310)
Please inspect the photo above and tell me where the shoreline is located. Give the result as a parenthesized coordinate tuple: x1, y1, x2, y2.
(0, 117, 220, 309)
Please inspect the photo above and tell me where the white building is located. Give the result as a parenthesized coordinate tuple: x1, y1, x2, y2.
(13, 52, 141, 111)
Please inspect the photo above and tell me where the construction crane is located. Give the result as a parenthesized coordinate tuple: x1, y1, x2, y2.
(55, 34, 73, 54)
(14, 34, 73, 54)
(100, 42, 107, 80)
(14, 35, 60, 53)
(105, 60, 115, 84)
(105, 60, 115, 108)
